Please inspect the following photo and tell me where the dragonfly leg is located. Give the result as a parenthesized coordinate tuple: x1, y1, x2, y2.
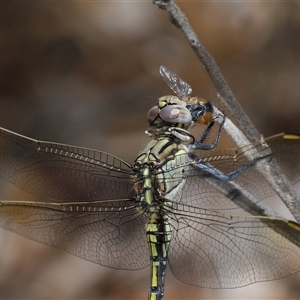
(194, 156, 262, 182)
(191, 113, 226, 150)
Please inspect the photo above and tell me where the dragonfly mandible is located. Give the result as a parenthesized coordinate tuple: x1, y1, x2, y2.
(0, 66, 300, 300)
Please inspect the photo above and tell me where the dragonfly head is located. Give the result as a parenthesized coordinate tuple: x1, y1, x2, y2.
(147, 95, 214, 130)
(147, 95, 192, 129)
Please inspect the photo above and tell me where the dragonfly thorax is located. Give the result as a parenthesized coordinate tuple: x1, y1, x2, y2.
(134, 135, 190, 207)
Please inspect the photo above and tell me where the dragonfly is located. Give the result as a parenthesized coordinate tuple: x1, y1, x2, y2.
(0, 66, 300, 300)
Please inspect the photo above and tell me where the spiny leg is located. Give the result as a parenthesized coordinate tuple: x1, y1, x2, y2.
(192, 112, 226, 150)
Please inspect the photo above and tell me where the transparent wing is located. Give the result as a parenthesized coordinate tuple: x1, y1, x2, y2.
(159, 138, 268, 209)
(166, 204, 300, 288)
(166, 134, 300, 287)
(0, 127, 149, 270)
(205, 133, 300, 202)
(162, 133, 300, 210)
(0, 200, 149, 270)
(159, 66, 192, 98)
(265, 133, 300, 183)
(0, 127, 134, 201)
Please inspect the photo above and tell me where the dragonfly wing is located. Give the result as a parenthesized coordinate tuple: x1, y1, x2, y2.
(166, 205, 300, 288)
(162, 133, 300, 210)
(211, 133, 300, 203)
(206, 133, 300, 205)
(160, 142, 272, 210)
(264, 133, 300, 183)
(0, 199, 149, 270)
(0, 127, 134, 201)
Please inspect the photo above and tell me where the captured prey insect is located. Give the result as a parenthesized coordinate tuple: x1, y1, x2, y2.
(147, 66, 221, 150)
(0, 66, 300, 300)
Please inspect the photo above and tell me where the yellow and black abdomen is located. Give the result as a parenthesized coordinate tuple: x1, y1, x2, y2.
(147, 211, 171, 300)
(134, 136, 191, 300)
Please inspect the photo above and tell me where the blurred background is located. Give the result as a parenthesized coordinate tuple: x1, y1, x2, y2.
(0, 1, 300, 299)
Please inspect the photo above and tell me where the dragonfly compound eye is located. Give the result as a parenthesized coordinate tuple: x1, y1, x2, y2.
(159, 105, 192, 124)
(147, 103, 192, 126)
(147, 106, 160, 123)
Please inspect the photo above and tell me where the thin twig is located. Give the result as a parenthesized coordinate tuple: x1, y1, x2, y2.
(153, 0, 300, 222)
(154, 0, 260, 141)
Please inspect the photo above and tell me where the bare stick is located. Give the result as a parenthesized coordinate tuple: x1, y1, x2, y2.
(153, 0, 300, 222)
(154, 0, 260, 141)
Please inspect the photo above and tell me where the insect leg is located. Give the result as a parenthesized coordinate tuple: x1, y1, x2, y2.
(192, 113, 226, 150)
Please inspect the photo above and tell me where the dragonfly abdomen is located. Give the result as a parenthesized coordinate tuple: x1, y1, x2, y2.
(133, 150, 174, 300)
(147, 212, 172, 300)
